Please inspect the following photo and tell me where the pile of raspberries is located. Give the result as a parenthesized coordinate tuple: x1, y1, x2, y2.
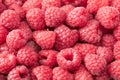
(0, 0, 120, 80)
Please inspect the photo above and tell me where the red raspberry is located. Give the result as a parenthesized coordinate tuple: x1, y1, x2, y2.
(66, 7, 89, 28)
(107, 60, 120, 80)
(0, 26, 8, 45)
(6, 29, 28, 50)
(97, 46, 113, 63)
(26, 8, 45, 30)
(17, 46, 38, 67)
(42, 0, 61, 11)
(45, 7, 66, 27)
(61, 4, 74, 15)
(111, 0, 120, 12)
(84, 54, 107, 75)
(4, 0, 23, 6)
(26, 40, 40, 53)
(101, 34, 116, 48)
(54, 25, 79, 50)
(22, 0, 42, 12)
(113, 41, 120, 60)
(61, 0, 81, 6)
(73, 43, 97, 60)
(7, 65, 30, 80)
(114, 23, 120, 40)
(79, 19, 102, 43)
(39, 50, 58, 68)
(0, 53, 16, 74)
(0, 3, 6, 13)
(96, 6, 120, 29)
(18, 21, 32, 40)
(53, 67, 74, 80)
(95, 72, 111, 80)
(32, 66, 52, 80)
(57, 48, 81, 71)
(33, 30, 56, 49)
(0, 10, 20, 30)
(87, 0, 109, 14)
(74, 65, 93, 80)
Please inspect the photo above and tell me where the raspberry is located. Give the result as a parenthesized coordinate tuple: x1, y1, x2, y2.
(61, 0, 81, 6)
(26, 8, 45, 30)
(7, 65, 30, 80)
(74, 65, 93, 80)
(111, 0, 120, 12)
(57, 48, 81, 71)
(18, 21, 32, 40)
(42, 0, 61, 11)
(95, 72, 111, 80)
(113, 41, 120, 60)
(114, 23, 120, 40)
(17, 46, 38, 67)
(79, 19, 102, 43)
(33, 30, 56, 49)
(6, 29, 28, 50)
(26, 40, 40, 53)
(54, 25, 78, 50)
(61, 4, 74, 15)
(107, 60, 120, 80)
(0, 10, 20, 30)
(96, 6, 120, 29)
(0, 53, 16, 74)
(22, 0, 42, 12)
(45, 7, 66, 27)
(39, 50, 58, 68)
(32, 66, 52, 80)
(87, 0, 109, 14)
(84, 54, 107, 75)
(0, 3, 6, 13)
(53, 67, 74, 80)
(0, 26, 8, 45)
(101, 34, 116, 48)
(66, 7, 89, 28)
(97, 46, 113, 63)
(73, 43, 97, 59)
(4, 0, 23, 6)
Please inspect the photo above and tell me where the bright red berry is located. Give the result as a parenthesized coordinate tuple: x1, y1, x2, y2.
(4, 0, 23, 6)
(111, 0, 120, 12)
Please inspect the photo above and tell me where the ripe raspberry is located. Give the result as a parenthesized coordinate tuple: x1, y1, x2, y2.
(4, 0, 23, 6)
(7, 65, 30, 80)
(53, 67, 74, 80)
(0, 10, 20, 30)
(61, 0, 81, 6)
(73, 43, 97, 60)
(6, 29, 28, 50)
(22, 0, 42, 12)
(97, 46, 113, 63)
(0, 26, 8, 45)
(114, 23, 120, 40)
(101, 34, 116, 48)
(17, 46, 38, 67)
(55, 25, 78, 50)
(84, 54, 107, 75)
(26, 8, 45, 30)
(113, 41, 120, 60)
(79, 19, 102, 43)
(0, 53, 16, 74)
(96, 6, 120, 29)
(95, 72, 111, 80)
(39, 50, 58, 68)
(45, 7, 66, 27)
(66, 7, 89, 28)
(107, 60, 120, 80)
(42, 0, 61, 11)
(18, 21, 32, 40)
(87, 0, 109, 14)
(61, 4, 74, 15)
(33, 30, 56, 49)
(0, 3, 6, 13)
(74, 65, 93, 80)
(111, 0, 120, 12)
(26, 40, 40, 53)
(32, 66, 52, 80)
(57, 48, 81, 71)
